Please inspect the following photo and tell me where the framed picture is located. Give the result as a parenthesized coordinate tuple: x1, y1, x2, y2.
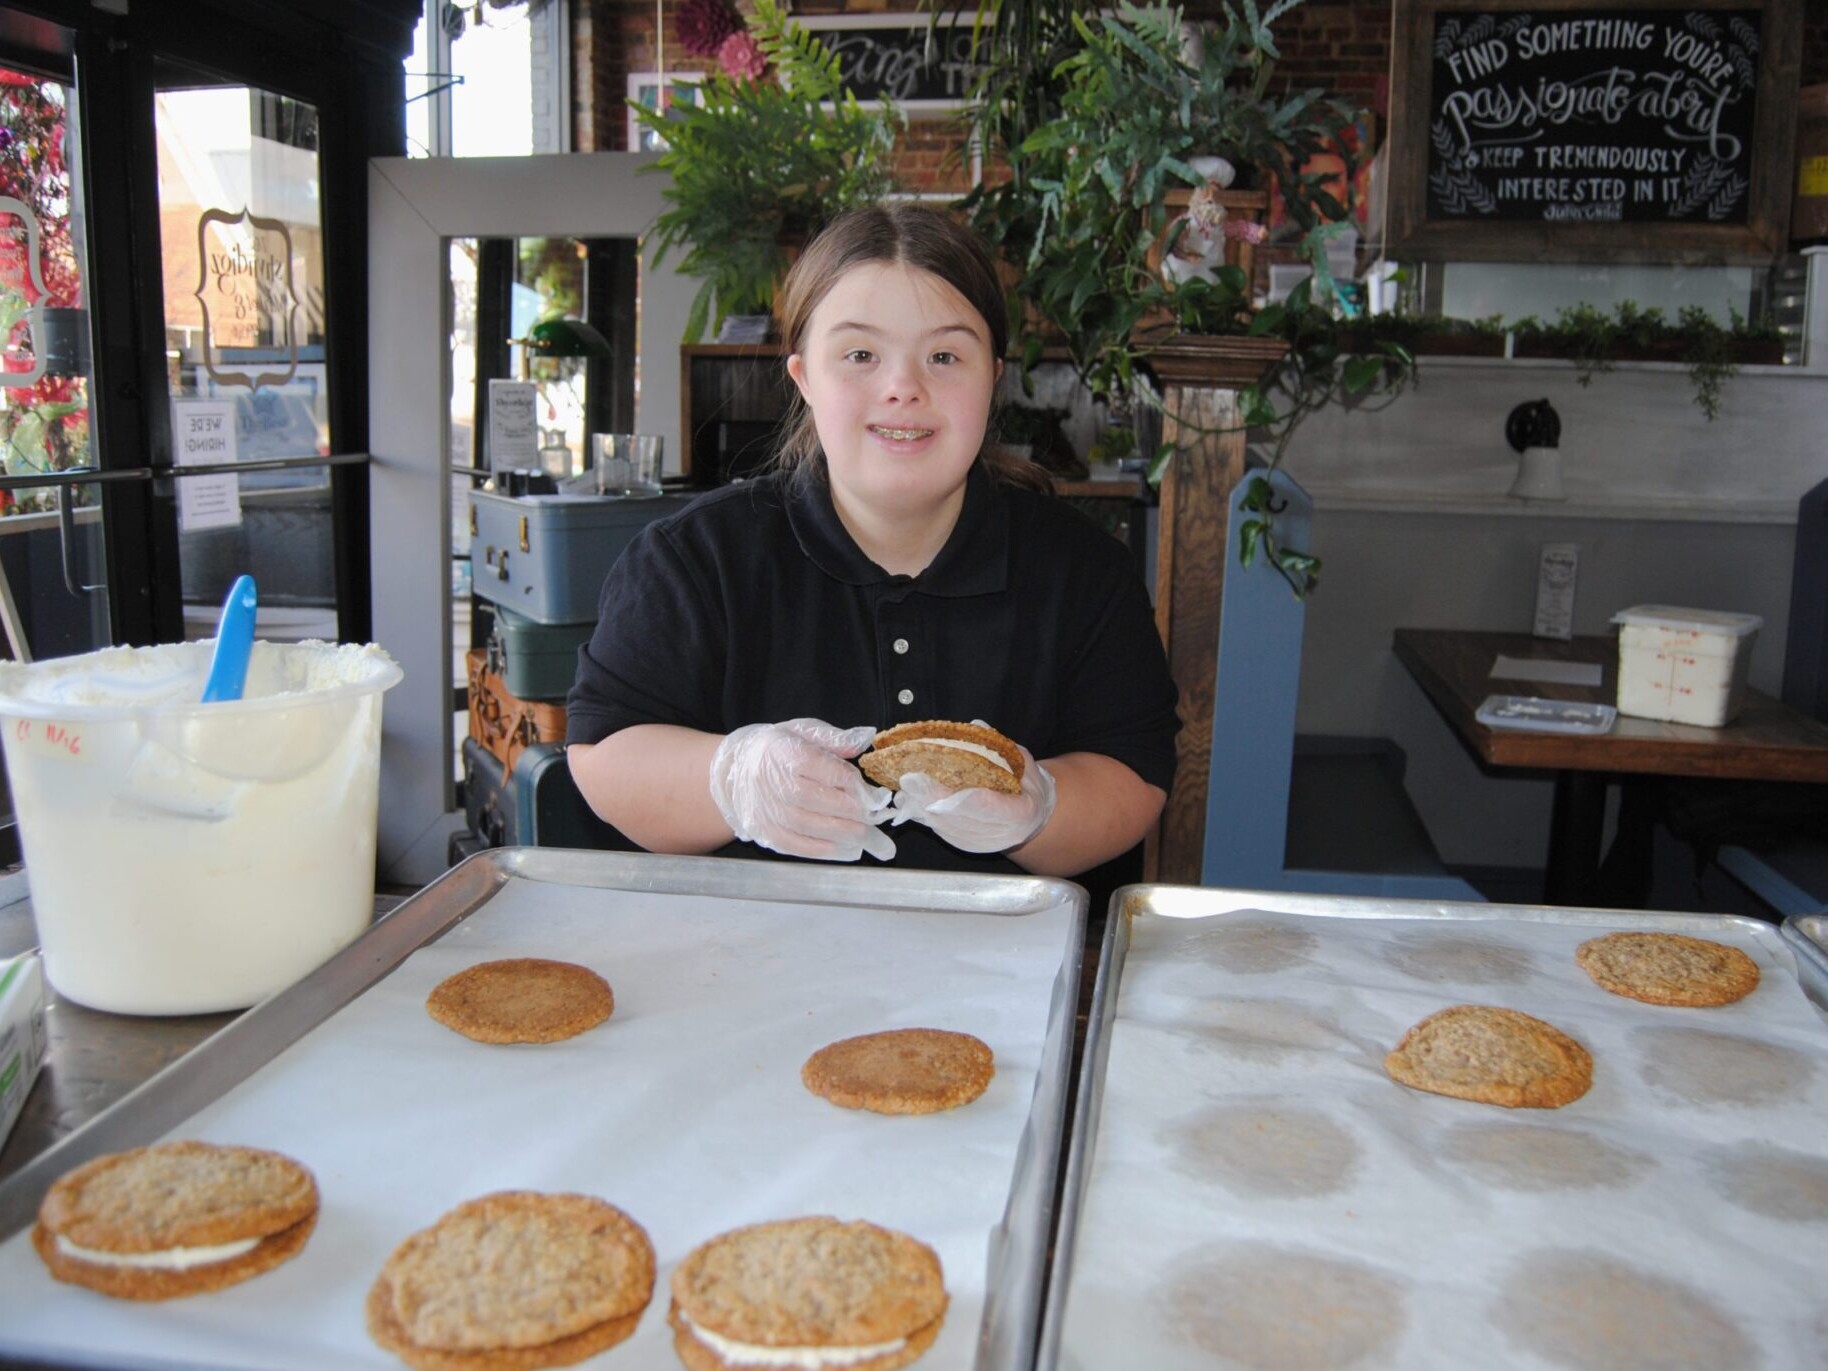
(626, 73, 704, 153)
(1385, 0, 1802, 261)
(797, 12, 988, 114)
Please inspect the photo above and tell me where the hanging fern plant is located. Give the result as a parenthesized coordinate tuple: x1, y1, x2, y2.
(633, 0, 903, 343)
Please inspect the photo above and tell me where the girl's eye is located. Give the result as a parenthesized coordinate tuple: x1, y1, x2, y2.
(931, 351, 958, 365)
(843, 349, 874, 364)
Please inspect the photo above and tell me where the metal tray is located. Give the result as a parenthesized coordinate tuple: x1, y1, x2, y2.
(0, 848, 1085, 1371)
(1039, 886, 1827, 1369)
(1782, 914, 1828, 1009)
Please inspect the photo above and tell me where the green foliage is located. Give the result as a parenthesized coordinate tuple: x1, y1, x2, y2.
(633, 0, 902, 342)
(1508, 300, 1774, 420)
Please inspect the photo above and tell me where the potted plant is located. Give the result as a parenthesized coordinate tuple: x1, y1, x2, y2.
(964, 1, 1405, 593)
(633, 0, 903, 344)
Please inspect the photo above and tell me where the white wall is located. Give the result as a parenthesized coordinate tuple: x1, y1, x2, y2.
(1281, 356, 1824, 870)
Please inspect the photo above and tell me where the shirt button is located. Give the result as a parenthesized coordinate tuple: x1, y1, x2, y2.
(897, 688, 914, 705)
(892, 638, 910, 655)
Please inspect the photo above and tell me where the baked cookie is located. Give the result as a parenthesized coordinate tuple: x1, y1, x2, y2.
(802, 1029, 994, 1115)
(1575, 932, 1760, 1008)
(426, 958, 614, 1044)
(860, 721, 1023, 795)
(1385, 1005, 1592, 1109)
(32, 1140, 318, 1300)
(670, 1217, 946, 1371)
(367, 1191, 654, 1371)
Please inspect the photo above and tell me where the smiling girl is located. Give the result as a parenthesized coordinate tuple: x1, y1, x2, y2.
(565, 204, 1179, 875)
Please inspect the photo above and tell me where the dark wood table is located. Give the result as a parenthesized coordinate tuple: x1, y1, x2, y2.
(1393, 629, 1828, 906)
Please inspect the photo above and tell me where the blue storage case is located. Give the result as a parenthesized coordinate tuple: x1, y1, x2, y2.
(469, 490, 696, 624)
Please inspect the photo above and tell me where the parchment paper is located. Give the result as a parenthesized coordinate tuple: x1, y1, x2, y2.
(1057, 907, 1828, 1370)
(0, 872, 1076, 1370)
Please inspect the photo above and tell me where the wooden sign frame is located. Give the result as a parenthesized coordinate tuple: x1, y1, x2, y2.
(1386, 0, 1802, 261)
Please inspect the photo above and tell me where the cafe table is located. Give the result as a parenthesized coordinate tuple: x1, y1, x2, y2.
(1392, 629, 1828, 907)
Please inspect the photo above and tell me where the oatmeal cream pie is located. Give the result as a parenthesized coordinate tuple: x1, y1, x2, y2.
(33, 1140, 319, 1300)
(860, 721, 1023, 796)
(1575, 931, 1760, 1008)
(670, 1217, 947, 1371)
(802, 1029, 994, 1115)
(367, 1191, 654, 1371)
(426, 958, 615, 1044)
(1385, 1005, 1593, 1110)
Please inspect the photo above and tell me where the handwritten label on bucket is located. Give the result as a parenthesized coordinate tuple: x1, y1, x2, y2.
(12, 719, 86, 761)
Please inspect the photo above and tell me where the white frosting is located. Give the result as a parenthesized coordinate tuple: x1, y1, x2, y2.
(55, 1233, 261, 1270)
(680, 1312, 908, 1368)
(896, 737, 1013, 773)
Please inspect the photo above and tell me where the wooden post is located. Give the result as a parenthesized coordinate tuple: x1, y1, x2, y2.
(1143, 335, 1289, 886)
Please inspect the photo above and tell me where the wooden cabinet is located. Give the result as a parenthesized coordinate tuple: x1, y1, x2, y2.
(679, 343, 792, 484)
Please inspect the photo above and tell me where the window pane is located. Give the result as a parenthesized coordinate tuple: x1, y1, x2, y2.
(451, 7, 532, 158)
(154, 73, 336, 644)
(0, 60, 109, 664)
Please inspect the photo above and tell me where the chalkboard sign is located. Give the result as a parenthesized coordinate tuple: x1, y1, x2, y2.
(801, 15, 986, 109)
(1388, 0, 1802, 260)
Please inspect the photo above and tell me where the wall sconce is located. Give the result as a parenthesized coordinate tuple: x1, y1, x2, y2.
(1505, 397, 1564, 502)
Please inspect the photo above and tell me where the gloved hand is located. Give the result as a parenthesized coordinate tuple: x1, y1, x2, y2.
(709, 718, 896, 862)
(889, 743, 1057, 854)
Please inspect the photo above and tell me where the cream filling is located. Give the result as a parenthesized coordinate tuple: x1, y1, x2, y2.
(55, 1233, 260, 1271)
(892, 737, 1013, 773)
(680, 1312, 907, 1368)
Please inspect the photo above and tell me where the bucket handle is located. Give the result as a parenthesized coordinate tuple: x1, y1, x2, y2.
(57, 473, 104, 598)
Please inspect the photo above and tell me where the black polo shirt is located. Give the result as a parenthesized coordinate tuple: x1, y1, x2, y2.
(566, 464, 1180, 872)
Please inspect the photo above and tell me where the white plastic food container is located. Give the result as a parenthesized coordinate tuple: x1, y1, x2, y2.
(0, 640, 402, 1015)
(1612, 605, 1762, 727)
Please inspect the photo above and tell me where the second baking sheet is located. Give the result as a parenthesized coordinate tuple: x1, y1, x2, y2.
(1051, 894, 1828, 1370)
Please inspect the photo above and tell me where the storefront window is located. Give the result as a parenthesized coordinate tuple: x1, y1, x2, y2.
(155, 72, 335, 643)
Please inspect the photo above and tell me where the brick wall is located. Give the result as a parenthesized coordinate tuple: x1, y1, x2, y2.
(574, 0, 1828, 171)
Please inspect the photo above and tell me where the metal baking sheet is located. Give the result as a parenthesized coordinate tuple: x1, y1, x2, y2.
(0, 848, 1084, 1371)
(1781, 915, 1828, 1009)
(1041, 886, 1828, 1370)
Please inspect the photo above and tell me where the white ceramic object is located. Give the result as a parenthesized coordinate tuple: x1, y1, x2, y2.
(1508, 445, 1565, 501)
(1188, 155, 1236, 188)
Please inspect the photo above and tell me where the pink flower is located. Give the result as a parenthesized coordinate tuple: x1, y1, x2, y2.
(718, 31, 767, 82)
(676, 0, 742, 59)
(1223, 219, 1268, 245)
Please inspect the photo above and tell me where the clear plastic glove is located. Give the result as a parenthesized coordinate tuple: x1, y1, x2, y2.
(889, 744, 1057, 854)
(709, 718, 896, 862)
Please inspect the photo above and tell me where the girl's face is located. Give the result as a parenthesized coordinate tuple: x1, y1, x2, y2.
(787, 261, 1000, 526)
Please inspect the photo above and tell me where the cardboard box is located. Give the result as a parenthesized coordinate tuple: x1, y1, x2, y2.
(0, 951, 47, 1148)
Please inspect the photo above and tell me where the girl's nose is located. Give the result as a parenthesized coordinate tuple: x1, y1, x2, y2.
(878, 355, 925, 402)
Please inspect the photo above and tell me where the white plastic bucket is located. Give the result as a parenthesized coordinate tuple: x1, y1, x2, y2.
(0, 639, 402, 1014)
(1612, 605, 1763, 728)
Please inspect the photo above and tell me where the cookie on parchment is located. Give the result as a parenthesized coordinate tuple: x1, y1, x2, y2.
(1385, 1005, 1592, 1110)
(32, 1140, 318, 1300)
(669, 1217, 947, 1371)
(860, 721, 1023, 795)
(1575, 932, 1760, 1008)
(426, 958, 614, 1044)
(367, 1191, 655, 1370)
(802, 1029, 994, 1115)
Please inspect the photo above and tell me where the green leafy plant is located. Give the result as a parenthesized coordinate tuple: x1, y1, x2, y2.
(634, 0, 902, 342)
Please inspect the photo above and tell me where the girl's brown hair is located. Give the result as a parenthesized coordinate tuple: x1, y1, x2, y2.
(771, 203, 1053, 494)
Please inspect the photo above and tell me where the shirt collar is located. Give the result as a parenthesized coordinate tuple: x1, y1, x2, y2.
(784, 462, 1009, 597)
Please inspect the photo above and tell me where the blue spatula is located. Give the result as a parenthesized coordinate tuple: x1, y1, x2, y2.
(201, 575, 257, 703)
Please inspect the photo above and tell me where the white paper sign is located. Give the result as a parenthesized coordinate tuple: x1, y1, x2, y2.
(1533, 541, 1579, 641)
(171, 399, 242, 533)
(486, 379, 538, 469)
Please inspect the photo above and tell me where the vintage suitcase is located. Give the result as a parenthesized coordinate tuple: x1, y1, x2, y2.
(486, 605, 592, 702)
(469, 490, 696, 624)
(466, 648, 566, 771)
(460, 737, 632, 852)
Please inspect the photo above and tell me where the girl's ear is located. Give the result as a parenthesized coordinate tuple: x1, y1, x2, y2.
(786, 352, 810, 400)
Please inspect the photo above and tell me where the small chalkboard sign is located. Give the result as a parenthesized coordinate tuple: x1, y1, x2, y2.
(1388, 0, 1801, 260)
(800, 14, 987, 110)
